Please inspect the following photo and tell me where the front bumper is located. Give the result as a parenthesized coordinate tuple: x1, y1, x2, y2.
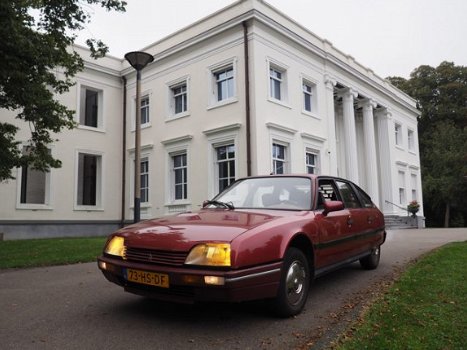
(97, 255, 282, 304)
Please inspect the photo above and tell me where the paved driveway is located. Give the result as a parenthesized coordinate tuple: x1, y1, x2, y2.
(1, 228, 466, 350)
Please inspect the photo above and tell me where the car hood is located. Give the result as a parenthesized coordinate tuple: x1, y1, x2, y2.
(116, 209, 287, 251)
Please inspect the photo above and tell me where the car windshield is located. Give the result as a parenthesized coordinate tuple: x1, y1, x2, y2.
(213, 176, 312, 210)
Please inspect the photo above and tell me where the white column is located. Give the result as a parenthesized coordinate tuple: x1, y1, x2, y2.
(359, 99, 380, 206)
(375, 108, 396, 214)
(339, 88, 359, 184)
(324, 75, 338, 176)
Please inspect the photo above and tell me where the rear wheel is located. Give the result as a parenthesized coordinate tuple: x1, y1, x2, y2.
(273, 247, 310, 317)
(360, 245, 381, 270)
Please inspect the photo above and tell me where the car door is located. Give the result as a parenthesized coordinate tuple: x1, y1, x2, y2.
(313, 178, 353, 269)
(335, 180, 369, 258)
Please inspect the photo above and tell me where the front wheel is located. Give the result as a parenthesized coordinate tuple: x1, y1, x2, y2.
(272, 248, 310, 317)
(359, 245, 381, 270)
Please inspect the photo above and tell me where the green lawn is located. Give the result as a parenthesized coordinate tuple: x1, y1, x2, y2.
(336, 241, 467, 350)
(0, 237, 107, 269)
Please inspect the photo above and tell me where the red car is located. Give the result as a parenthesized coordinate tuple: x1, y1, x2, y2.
(98, 175, 385, 316)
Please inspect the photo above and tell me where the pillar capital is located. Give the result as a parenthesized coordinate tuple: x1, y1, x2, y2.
(358, 98, 377, 110)
(338, 87, 358, 100)
(324, 74, 337, 90)
(375, 107, 392, 119)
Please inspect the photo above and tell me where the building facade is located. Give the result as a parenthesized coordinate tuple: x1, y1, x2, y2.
(0, 0, 423, 239)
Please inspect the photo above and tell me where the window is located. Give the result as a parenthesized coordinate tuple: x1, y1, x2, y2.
(303, 83, 312, 112)
(411, 174, 417, 201)
(336, 181, 361, 208)
(216, 144, 235, 192)
(354, 185, 374, 208)
(317, 179, 339, 209)
(172, 153, 187, 200)
(272, 143, 287, 174)
(270, 67, 283, 100)
(408, 129, 415, 151)
(140, 158, 149, 203)
(395, 123, 403, 146)
(398, 170, 406, 205)
(77, 153, 101, 207)
(79, 86, 102, 128)
(19, 147, 49, 205)
(306, 150, 319, 174)
(171, 83, 187, 114)
(140, 96, 150, 125)
(215, 67, 234, 102)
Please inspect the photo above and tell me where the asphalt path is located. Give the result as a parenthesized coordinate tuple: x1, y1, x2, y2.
(1, 228, 466, 350)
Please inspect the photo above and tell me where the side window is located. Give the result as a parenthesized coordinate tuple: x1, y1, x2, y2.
(354, 185, 374, 208)
(336, 181, 361, 208)
(317, 179, 339, 210)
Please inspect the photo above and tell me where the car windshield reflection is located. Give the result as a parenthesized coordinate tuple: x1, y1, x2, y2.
(213, 176, 312, 210)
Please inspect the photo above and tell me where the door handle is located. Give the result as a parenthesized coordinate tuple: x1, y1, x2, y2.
(347, 217, 353, 226)
(367, 216, 374, 224)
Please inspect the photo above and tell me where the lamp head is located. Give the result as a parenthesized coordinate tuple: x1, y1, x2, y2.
(124, 51, 154, 71)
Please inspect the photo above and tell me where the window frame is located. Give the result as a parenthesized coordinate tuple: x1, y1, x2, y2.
(166, 77, 190, 120)
(301, 76, 318, 116)
(398, 170, 406, 205)
(207, 58, 238, 109)
(410, 173, 418, 201)
(16, 145, 53, 210)
(140, 157, 149, 204)
(407, 128, 415, 152)
(305, 149, 320, 175)
(172, 152, 188, 201)
(74, 150, 103, 211)
(395, 122, 403, 147)
(140, 95, 150, 125)
(267, 59, 289, 106)
(272, 142, 288, 175)
(215, 143, 236, 194)
(77, 84, 104, 131)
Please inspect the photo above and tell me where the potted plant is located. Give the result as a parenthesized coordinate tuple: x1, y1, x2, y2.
(407, 200, 420, 217)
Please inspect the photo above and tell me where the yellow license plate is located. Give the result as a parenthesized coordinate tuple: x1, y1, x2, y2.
(126, 269, 169, 288)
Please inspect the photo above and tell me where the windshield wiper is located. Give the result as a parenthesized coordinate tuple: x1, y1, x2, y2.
(204, 200, 234, 210)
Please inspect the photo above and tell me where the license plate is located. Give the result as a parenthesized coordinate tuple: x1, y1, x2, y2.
(126, 269, 169, 288)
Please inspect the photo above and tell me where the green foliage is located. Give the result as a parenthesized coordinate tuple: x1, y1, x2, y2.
(337, 242, 467, 349)
(388, 62, 467, 227)
(0, 0, 126, 180)
(0, 236, 107, 269)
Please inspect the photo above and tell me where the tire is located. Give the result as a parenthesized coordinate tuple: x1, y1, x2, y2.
(272, 247, 310, 317)
(360, 245, 381, 270)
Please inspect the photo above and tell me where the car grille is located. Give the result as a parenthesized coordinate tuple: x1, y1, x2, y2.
(125, 247, 187, 266)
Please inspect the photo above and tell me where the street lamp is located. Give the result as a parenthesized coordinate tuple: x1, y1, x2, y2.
(125, 51, 154, 223)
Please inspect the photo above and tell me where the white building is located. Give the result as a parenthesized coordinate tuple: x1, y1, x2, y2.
(0, 0, 423, 239)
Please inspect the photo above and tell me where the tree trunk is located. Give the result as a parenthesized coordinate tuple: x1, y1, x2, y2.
(444, 202, 450, 228)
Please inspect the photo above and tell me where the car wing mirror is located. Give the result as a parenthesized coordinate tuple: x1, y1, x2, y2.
(323, 200, 344, 216)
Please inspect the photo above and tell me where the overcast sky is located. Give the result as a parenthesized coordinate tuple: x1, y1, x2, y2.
(75, 0, 467, 79)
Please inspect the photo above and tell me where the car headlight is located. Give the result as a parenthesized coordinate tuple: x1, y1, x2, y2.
(185, 243, 231, 267)
(104, 236, 126, 258)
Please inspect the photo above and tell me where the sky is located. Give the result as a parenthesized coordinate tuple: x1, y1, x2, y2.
(75, 0, 467, 79)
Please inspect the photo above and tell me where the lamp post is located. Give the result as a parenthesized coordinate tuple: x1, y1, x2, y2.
(124, 51, 154, 223)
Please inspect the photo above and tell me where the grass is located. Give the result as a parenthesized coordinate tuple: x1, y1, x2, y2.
(336, 241, 467, 350)
(0, 236, 107, 269)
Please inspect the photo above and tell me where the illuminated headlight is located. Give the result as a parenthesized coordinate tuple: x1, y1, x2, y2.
(204, 276, 225, 285)
(104, 236, 126, 258)
(185, 243, 231, 267)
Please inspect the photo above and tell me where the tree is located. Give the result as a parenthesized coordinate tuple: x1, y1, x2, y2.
(0, 0, 126, 181)
(388, 62, 467, 227)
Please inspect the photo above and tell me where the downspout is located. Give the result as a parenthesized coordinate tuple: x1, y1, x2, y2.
(120, 76, 127, 228)
(243, 21, 252, 176)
